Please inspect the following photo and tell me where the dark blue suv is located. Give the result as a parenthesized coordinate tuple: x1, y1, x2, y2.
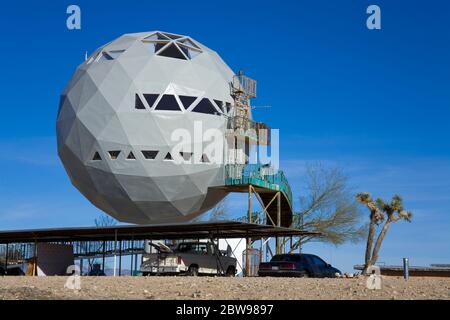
(258, 254, 341, 278)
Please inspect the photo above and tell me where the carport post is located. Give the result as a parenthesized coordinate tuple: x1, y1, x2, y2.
(102, 240, 106, 272)
(245, 184, 252, 277)
(113, 229, 117, 277)
(276, 192, 281, 255)
(4, 244, 9, 275)
(118, 240, 122, 276)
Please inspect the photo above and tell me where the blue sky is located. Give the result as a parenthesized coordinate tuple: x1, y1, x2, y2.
(0, 0, 449, 272)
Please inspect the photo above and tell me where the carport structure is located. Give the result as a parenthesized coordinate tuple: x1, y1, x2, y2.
(0, 221, 317, 276)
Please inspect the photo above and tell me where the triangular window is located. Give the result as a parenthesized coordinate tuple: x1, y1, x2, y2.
(179, 95, 197, 109)
(107, 50, 125, 59)
(157, 43, 187, 60)
(201, 154, 210, 163)
(142, 150, 158, 160)
(127, 152, 136, 160)
(143, 94, 159, 109)
(214, 100, 224, 112)
(192, 98, 218, 115)
(98, 52, 114, 61)
(225, 102, 231, 113)
(135, 94, 146, 109)
(108, 151, 121, 160)
(155, 94, 181, 111)
(180, 152, 193, 161)
(92, 152, 102, 161)
(164, 152, 173, 160)
(143, 41, 169, 54)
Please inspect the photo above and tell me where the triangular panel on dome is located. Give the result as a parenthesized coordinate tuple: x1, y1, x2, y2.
(143, 41, 169, 54)
(192, 98, 219, 115)
(154, 94, 182, 111)
(92, 151, 102, 161)
(143, 94, 159, 109)
(143, 32, 171, 41)
(107, 49, 125, 59)
(141, 150, 158, 160)
(157, 43, 187, 60)
(162, 32, 182, 40)
(97, 52, 114, 61)
(179, 38, 201, 50)
(127, 151, 136, 160)
(179, 95, 197, 109)
(213, 100, 224, 112)
(135, 94, 146, 109)
(164, 152, 173, 160)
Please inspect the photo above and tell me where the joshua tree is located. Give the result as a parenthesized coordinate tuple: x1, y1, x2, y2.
(356, 192, 412, 273)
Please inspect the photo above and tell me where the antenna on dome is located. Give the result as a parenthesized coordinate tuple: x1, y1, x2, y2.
(84, 51, 88, 61)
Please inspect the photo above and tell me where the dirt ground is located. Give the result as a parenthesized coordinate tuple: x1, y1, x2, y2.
(0, 276, 449, 300)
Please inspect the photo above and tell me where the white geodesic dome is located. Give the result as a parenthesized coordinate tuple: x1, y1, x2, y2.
(57, 31, 236, 224)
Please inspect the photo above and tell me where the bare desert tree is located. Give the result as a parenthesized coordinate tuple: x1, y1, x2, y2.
(356, 192, 412, 273)
(291, 163, 367, 251)
(193, 199, 230, 222)
(84, 213, 117, 271)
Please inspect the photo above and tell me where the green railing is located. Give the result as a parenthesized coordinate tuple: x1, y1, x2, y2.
(225, 164, 293, 208)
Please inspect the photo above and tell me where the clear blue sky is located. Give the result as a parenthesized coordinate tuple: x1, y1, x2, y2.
(0, 0, 449, 272)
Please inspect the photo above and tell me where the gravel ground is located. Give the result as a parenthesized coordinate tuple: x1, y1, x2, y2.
(0, 276, 449, 300)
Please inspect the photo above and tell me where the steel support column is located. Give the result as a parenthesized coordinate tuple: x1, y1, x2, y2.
(245, 184, 252, 277)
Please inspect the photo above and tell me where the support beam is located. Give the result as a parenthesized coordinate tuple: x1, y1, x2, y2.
(113, 230, 117, 277)
(245, 184, 252, 277)
(276, 192, 281, 254)
(4, 244, 9, 275)
(118, 240, 122, 276)
(102, 240, 106, 273)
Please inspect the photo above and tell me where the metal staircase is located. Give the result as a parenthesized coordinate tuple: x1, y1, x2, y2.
(224, 164, 293, 227)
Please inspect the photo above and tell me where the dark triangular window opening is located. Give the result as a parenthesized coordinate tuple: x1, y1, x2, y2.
(142, 150, 158, 160)
(127, 151, 136, 160)
(143, 94, 159, 109)
(92, 152, 102, 161)
(179, 95, 197, 109)
(155, 94, 181, 111)
(108, 50, 125, 59)
(225, 102, 231, 113)
(192, 98, 218, 115)
(178, 44, 190, 59)
(201, 154, 210, 163)
(180, 152, 193, 161)
(143, 41, 169, 54)
(98, 52, 113, 61)
(214, 100, 224, 112)
(108, 151, 121, 160)
(157, 43, 187, 60)
(135, 94, 146, 110)
(164, 152, 173, 160)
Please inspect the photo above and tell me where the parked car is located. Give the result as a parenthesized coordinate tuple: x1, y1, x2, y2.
(258, 254, 341, 278)
(140, 241, 237, 276)
(0, 265, 25, 276)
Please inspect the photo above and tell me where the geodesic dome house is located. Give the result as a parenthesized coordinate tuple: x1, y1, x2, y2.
(57, 31, 236, 224)
(57, 30, 294, 226)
